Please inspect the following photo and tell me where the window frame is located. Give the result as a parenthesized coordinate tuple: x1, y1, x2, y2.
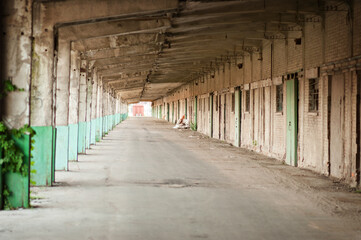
(275, 84, 283, 113)
(308, 78, 319, 113)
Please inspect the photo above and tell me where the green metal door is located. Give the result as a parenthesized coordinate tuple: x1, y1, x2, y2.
(286, 79, 298, 166)
(235, 88, 241, 147)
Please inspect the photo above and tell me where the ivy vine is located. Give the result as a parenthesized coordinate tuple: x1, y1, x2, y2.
(0, 79, 36, 209)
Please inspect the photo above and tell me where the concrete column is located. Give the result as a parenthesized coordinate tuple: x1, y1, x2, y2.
(101, 87, 106, 136)
(101, 88, 104, 136)
(107, 93, 111, 132)
(54, 34, 70, 171)
(31, 2, 55, 187)
(97, 81, 103, 141)
(78, 60, 87, 154)
(85, 70, 93, 149)
(108, 92, 112, 130)
(1, 0, 32, 207)
(119, 97, 123, 123)
(111, 95, 115, 129)
(68, 47, 80, 161)
(107, 92, 112, 132)
(115, 97, 120, 124)
(95, 78, 101, 142)
(90, 70, 97, 145)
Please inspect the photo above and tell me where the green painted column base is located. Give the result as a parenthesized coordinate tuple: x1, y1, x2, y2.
(4, 134, 30, 209)
(85, 121, 91, 149)
(103, 116, 108, 136)
(55, 126, 69, 171)
(99, 117, 103, 140)
(0, 159, 2, 208)
(78, 121, 86, 154)
(90, 119, 96, 145)
(68, 124, 78, 161)
(108, 115, 113, 131)
(52, 127, 56, 183)
(31, 126, 53, 186)
(95, 118, 101, 142)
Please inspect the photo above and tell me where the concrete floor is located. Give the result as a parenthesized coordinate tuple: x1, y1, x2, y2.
(1, 117, 361, 240)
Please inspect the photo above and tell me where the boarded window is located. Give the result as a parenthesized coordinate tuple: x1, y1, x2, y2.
(309, 78, 319, 112)
(232, 93, 235, 112)
(245, 90, 250, 112)
(276, 84, 283, 112)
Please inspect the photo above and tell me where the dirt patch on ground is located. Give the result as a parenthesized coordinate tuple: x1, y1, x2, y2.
(154, 120, 361, 223)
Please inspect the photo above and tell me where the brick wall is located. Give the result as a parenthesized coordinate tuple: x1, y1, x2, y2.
(304, 19, 323, 69)
(354, 1, 361, 56)
(262, 42, 272, 79)
(287, 39, 303, 72)
(273, 39, 286, 76)
(325, 2, 351, 62)
(152, 3, 361, 186)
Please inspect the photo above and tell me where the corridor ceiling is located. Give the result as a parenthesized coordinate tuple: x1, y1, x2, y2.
(58, 0, 325, 103)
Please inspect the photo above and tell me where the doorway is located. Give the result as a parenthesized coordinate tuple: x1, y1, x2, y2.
(167, 103, 170, 121)
(286, 78, 298, 166)
(178, 100, 180, 118)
